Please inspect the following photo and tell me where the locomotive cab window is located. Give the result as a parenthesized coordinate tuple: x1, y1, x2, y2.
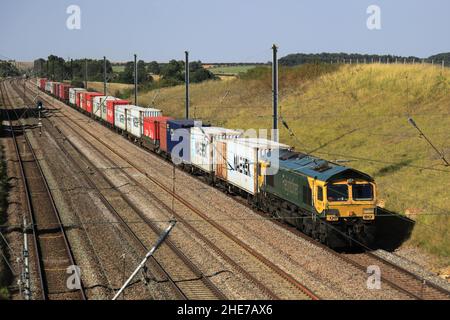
(317, 186, 323, 201)
(352, 183, 373, 201)
(327, 184, 348, 201)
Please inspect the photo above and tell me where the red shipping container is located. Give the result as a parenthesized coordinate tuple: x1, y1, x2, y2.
(84, 92, 104, 114)
(105, 99, 129, 125)
(158, 118, 172, 153)
(58, 84, 64, 99)
(143, 116, 172, 142)
(59, 84, 72, 101)
(39, 79, 47, 90)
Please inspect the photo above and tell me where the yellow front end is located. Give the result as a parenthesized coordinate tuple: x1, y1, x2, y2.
(308, 178, 377, 221)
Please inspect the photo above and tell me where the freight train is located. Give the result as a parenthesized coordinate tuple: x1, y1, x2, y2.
(34, 78, 378, 248)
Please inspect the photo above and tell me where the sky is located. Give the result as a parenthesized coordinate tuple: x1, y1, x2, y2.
(0, 0, 449, 62)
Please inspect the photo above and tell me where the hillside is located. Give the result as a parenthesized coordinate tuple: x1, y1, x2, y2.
(128, 64, 450, 262)
(86, 81, 134, 96)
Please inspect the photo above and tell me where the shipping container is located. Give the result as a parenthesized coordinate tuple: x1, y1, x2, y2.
(39, 79, 47, 90)
(69, 88, 86, 106)
(221, 138, 291, 195)
(76, 90, 85, 108)
(166, 119, 203, 163)
(59, 84, 72, 101)
(83, 92, 104, 114)
(143, 116, 172, 141)
(104, 99, 129, 125)
(142, 116, 173, 150)
(56, 83, 62, 98)
(79, 92, 88, 111)
(92, 96, 115, 119)
(52, 82, 60, 96)
(114, 104, 130, 131)
(215, 141, 228, 180)
(124, 106, 162, 138)
(190, 127, 243, 173)
(158, 118, 170, 153)
(45, 81, 52, 92)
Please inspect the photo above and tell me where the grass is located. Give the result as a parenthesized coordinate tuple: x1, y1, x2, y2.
(209, 65, 257, 75)
(124, 63, 450, 261)
(87, 81, 134, 97)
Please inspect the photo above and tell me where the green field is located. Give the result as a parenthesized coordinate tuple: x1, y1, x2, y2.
(112, 65, 125, 73)
(209, 65, 257, 75)
(129, 63, 450, 266)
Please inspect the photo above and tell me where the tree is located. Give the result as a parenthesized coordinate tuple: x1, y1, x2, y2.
(188, 61, 216, 83)
(160, 59, 184, 82)
(118, 60, 149, 84)
(0, 61, 20, 77)
(159, 60, 216, 83)
(33, 56, 113, 83)
(147, 61, 160, 75)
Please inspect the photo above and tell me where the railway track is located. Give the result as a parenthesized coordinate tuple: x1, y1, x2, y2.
(245, 191, 450, 300)
(0, 81, 86, 300)
(214, 178, 450, 300)
(9, 79, 225, 300)
(21, 78, 450, 300)
(339, 252, 450, 300)
(22, 79, 319, 300)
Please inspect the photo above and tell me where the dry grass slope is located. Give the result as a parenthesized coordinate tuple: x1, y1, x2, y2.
(87, 81, 134, 96)
(129, 64, 450, 260)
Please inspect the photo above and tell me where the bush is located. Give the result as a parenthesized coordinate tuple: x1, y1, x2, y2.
(0, 287, 9, 300)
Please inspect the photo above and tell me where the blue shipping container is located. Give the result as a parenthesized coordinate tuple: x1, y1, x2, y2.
(166, 119, 196, 163)
(166, 119, 210, 163)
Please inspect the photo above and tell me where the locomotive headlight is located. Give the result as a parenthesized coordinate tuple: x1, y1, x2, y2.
(363, 208, 375, 220)
(326, 215, 339, 222)
(325, 209, 339, 222)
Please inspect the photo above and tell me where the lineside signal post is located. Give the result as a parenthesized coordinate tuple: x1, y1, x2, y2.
(112, 220, 177, 300)
(37, 101, 43, 136)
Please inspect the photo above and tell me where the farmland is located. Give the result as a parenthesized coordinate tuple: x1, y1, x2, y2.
(129, 63, 450, 264)
(111, 65, 125, 73)
(208, 65, 257, 75)
(86, 81, 134, 96)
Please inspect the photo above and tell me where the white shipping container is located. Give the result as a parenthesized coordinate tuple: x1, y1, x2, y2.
(114, 105, 128, 131)
(92, 96, 104, 118)
(69, 88, 86, 105)
(36, 78, 40, 87)
(190, 127, 243, 173)
(92, 96, 116, 118)
(45, 81, 52, 92)
(125, 106, 162, 138)
(125, 106, 142, 138)
(223, 138, 291, 195)
(100, 97, 120, 122)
